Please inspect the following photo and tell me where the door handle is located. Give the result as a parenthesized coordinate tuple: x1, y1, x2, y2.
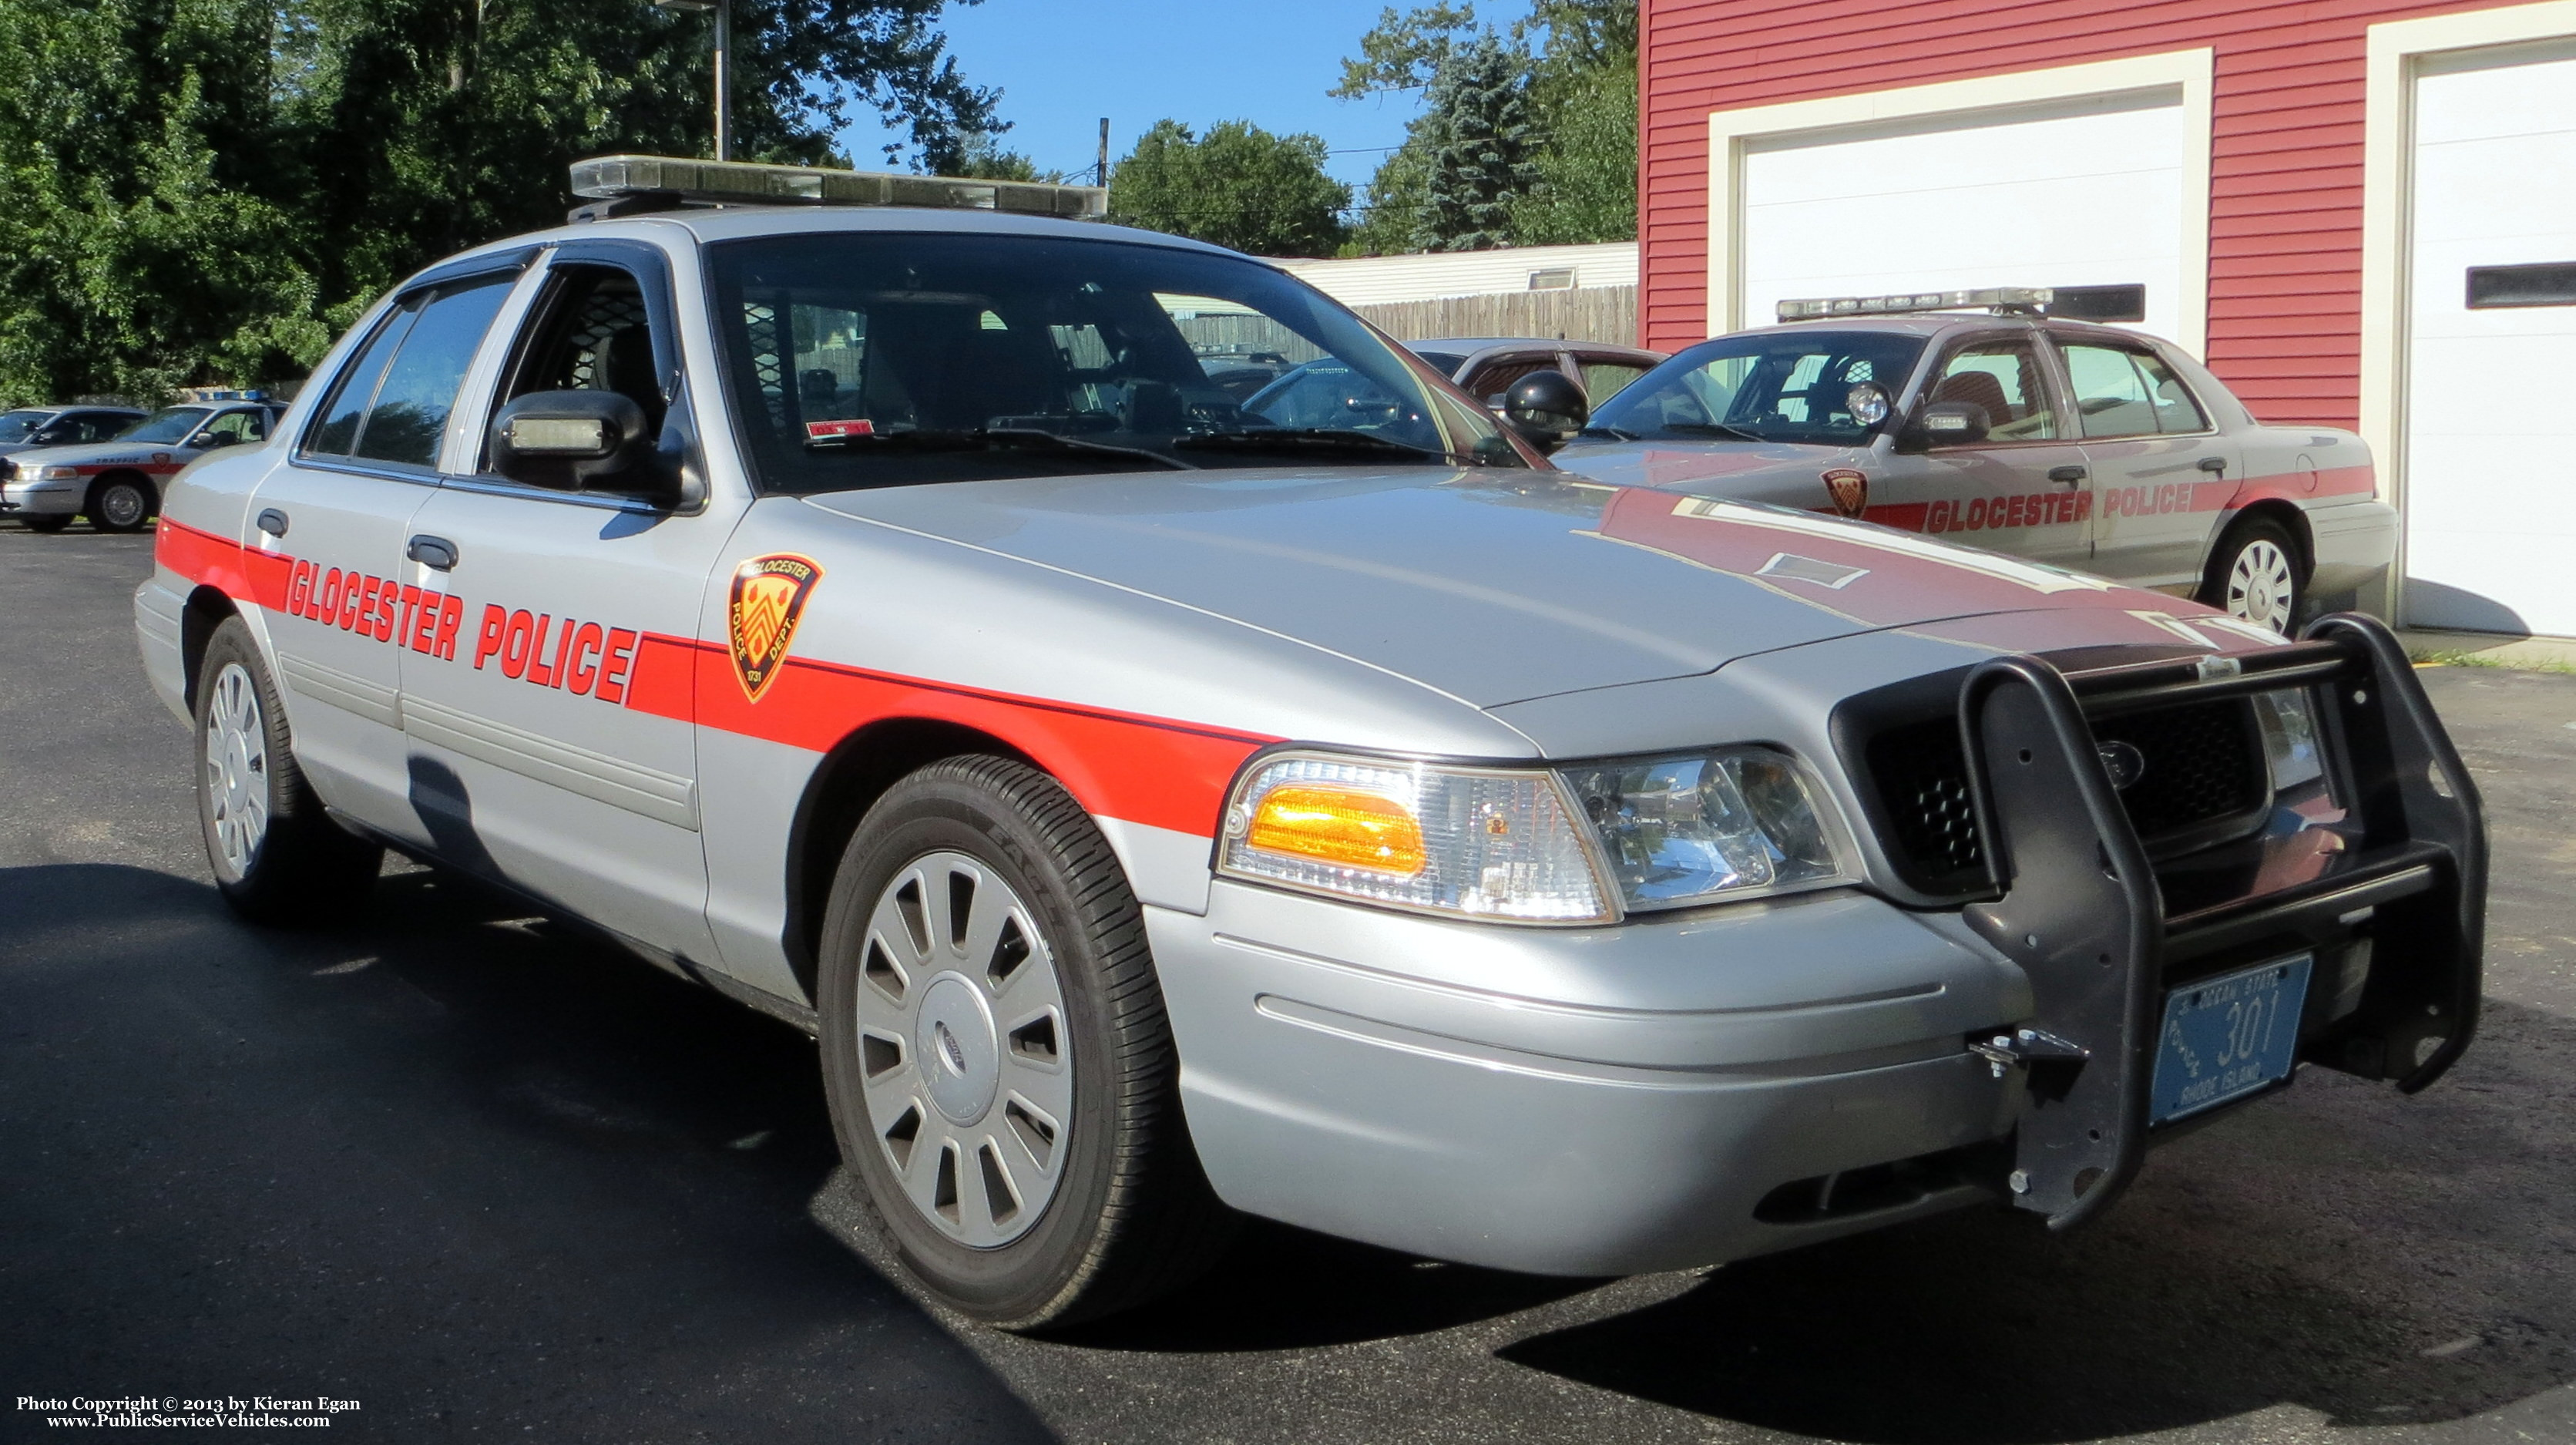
(255, 507, 288, 537)
(406, 535, 459, 570)
(2047, 465, 2087, 485)
(2196, 456, 2228, 474)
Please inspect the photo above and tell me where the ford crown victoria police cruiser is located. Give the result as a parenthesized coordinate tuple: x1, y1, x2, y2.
(134, 157, 2485, 1329)
(1554, 292, 2396, 633)
(4, 402, 280, 533)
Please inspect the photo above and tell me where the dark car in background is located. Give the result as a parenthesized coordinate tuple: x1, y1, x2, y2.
(0, 405, 146, 459)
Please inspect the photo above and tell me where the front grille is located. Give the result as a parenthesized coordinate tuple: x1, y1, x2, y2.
(1864, 697, 2269, 891)
(2090, 699, 2267, 840)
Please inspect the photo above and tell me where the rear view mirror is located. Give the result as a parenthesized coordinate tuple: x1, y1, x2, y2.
(1906, 400, 1990, 449)
(489, 390, 655, 496)
(1502, 369, 1590, 454)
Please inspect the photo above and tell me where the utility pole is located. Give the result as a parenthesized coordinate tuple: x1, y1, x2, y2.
(653, 0, 731, 162)
(1097, 117, 1110, 190)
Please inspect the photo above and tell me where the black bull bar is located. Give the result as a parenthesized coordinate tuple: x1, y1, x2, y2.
(1956, 613, 2486, 1230)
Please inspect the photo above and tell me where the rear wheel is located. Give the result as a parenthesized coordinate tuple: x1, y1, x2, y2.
(194, 617, 383, 922)
(2200, 516, 2305, 633)
(86, 475, 153, 533)
(22, 514, 70, 533)
(818, 755, 1234, 1329)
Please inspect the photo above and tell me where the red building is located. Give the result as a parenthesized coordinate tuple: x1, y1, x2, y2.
(1638, 0, 2576, 635)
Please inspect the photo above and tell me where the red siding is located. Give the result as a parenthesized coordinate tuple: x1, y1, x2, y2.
(1641, 0, 2519, 427)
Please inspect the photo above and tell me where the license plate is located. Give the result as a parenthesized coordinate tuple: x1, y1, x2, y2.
(2149, 954, 2314, 1125)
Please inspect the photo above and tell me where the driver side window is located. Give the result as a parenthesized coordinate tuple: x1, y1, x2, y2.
(1926, 339, 2058, 441)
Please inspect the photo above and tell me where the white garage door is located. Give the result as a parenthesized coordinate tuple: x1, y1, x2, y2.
(2403, 41, 2576, 637)
(1740, 91, 2188, 344)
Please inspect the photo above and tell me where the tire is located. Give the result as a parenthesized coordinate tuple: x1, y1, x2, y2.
(86, 474, 153, 533)
(2200, 516, 2306, 633)
(818, 754, 1235, 1329)
(194, 616, 383, 923)
(22, 514, 71, 533)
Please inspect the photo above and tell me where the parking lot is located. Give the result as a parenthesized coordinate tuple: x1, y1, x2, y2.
(4, 525, 2572, 1444)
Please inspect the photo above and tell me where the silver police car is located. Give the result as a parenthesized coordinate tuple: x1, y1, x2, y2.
(3, 402, 280, 533)
(1554, 296, 2396, 633)
(133, 157, 2484, 1329)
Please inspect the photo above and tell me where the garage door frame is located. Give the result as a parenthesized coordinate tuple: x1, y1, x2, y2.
(1702, 49, 2215, 355)
(2361, 0, 2576, 633)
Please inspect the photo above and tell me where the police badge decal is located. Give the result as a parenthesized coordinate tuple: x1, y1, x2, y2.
(1822, 469, 1869, 519)
(728, 553, 824, 702)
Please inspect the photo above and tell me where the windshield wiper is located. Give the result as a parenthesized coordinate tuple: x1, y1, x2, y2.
(1171, 428, 1447, 464)
(1657, 421, 1768, 442)
(802, 426, 1191, 470)
(1578, 425, 1638, 441)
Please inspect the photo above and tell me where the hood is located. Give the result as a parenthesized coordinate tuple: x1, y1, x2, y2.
(1552, 435, 1872, 499)
(804, 469, 2239, 709)
(3, 439, 190, 470)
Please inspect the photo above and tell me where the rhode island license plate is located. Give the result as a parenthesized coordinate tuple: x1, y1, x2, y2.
(2149, 954, 2314, 1126)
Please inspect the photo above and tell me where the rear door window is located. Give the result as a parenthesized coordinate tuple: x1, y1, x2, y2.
(1576, 359, 1649, 403)
(2061, 342, 2208, 439)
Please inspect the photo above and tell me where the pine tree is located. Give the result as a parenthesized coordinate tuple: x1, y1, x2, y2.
(1418, 31, 1538, 251)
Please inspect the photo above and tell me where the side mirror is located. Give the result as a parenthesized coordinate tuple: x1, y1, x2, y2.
(1904, 400, 1990, 450)
(489, 390, 655, 496)
(1502, 369, 1590, 454)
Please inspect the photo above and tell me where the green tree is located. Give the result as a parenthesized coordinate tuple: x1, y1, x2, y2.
(0, 0, 1002, 405)
(1417, 31, 1537, 250)
(1107, 119, 1349, 257)
(1332, 0, 1637, 254)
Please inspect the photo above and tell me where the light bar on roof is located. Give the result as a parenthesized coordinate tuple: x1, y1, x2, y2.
(1775, 284, 2147, 324)
(569, 154, 1107, 220)
(1777, 287, 2055, 321)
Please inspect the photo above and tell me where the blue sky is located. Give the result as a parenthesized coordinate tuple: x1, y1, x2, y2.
(834, 0, 1536, 190)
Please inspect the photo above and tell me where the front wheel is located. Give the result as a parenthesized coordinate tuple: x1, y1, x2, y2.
(818, 755, 1234, 1329)
(86, 476, 153, 533)
(2200, 516, 2305, 633)
(194, 616, 382, 922)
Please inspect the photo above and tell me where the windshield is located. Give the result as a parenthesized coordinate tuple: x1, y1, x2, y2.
(1591, 331, 1925, 446)
(119, 407, 213, 445)
(706, 232, 1526, 492)
(0, 410, 52, 444)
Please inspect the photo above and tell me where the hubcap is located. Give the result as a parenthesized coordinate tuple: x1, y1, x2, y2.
(855, 851, 1071, 1248)
(203, 663, 269, 875)
(100, 484, 143, 527)
(2225, 538, 2297, 632)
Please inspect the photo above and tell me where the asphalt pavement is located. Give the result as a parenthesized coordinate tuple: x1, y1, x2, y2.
(5, 526, 2572, 1444)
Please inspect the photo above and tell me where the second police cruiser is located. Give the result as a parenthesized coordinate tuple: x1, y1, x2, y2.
(136, 156, 2486, 1329)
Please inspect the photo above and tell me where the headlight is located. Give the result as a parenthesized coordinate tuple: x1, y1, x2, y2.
(1220, 753, 1610, 922)
(36, 465, 78, 480)
(1560, 747, 1849, 910)
(1218, 745, 1853, 923)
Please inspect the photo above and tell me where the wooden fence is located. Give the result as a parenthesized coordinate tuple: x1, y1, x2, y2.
(1350, 286, 1639, 346)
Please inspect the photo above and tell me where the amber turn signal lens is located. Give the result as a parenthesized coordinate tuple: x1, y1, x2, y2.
(1246, 785, 1426, 875)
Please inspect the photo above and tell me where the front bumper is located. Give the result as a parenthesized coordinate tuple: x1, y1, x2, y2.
(1155, 881, 2027, 1275)
(0, 478, 82, 516)
(1157, 615, 2482, 1274)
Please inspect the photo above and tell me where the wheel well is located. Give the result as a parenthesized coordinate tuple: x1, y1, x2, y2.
(180, 585, 237, 714)
(2217, 500, 2312, 583)
(781, 717, 1040, 1003)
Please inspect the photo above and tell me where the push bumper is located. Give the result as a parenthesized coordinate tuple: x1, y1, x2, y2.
(1956, 612, 2483, 1226)
(1154, 881, 2027, 1276)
